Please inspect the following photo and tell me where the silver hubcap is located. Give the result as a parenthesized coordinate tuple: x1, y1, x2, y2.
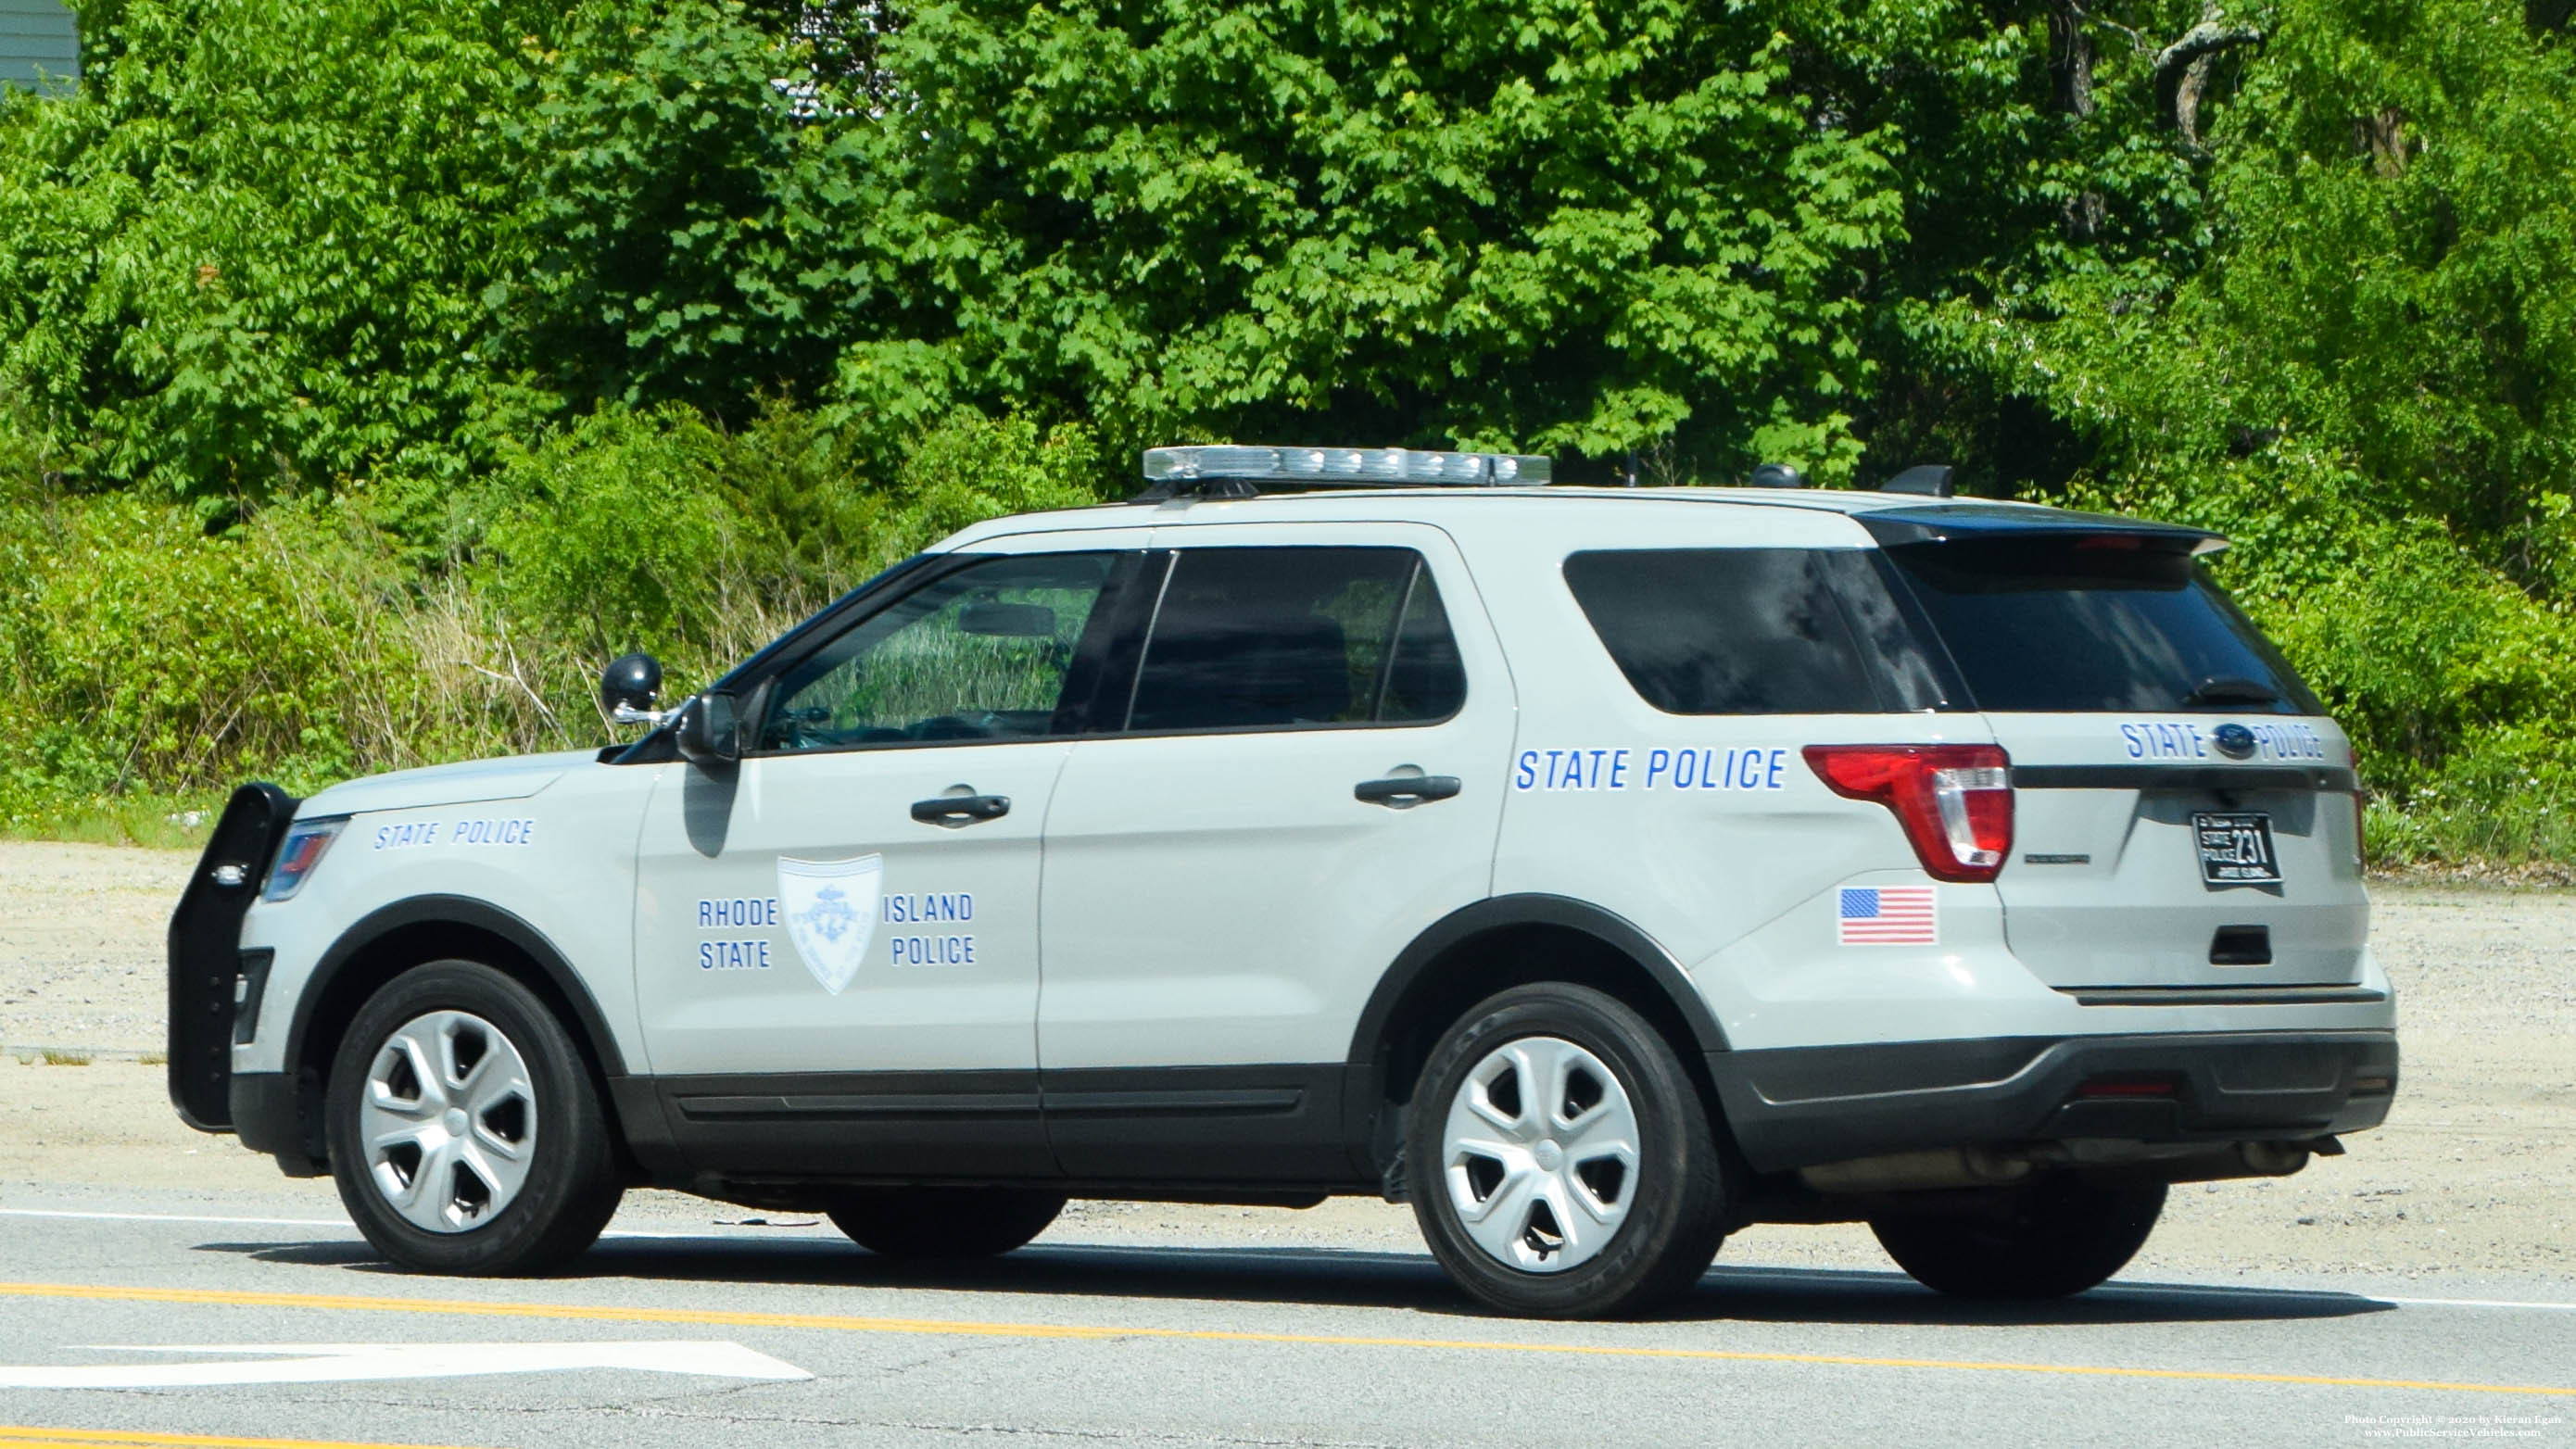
(1441, 1035, 1641, 1273)
(359, 1011, 537, 1233)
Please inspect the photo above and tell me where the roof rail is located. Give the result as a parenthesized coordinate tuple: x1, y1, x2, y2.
(1137, 445, 1552, 500)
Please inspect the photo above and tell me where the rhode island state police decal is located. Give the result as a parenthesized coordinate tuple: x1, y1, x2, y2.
(777, 854, 884, 995)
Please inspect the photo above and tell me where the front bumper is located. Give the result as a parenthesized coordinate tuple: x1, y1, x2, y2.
(230, 1071, 328, 1177)
(1708, 1029, 2398, 1173)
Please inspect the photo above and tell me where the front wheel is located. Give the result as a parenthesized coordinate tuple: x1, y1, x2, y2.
(827, 1188, 1067, 1259)
(1871, 1178, 2166, 1299)
(325, 960, 624, 1275)
(1407, 982, 1729, 1318)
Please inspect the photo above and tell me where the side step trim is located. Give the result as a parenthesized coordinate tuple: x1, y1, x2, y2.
(2059, 985, 2388, 1007)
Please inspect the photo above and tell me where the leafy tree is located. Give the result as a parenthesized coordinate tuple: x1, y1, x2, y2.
(0, 0, 562, 509)
(511, 1, 884, 422)
(850, 0, 1910, 477)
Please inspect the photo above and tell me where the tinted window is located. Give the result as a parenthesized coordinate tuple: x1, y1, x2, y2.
(1565, 549, 1943, 714)
(1128, 548, 1467, 732)
(758, 553, 1116, 751)
(1884, 537, 2321, 713)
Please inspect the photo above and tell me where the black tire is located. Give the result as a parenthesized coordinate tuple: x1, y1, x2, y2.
(1406, 982, 1729, 1318)
(827, 1188, 1067, 1259)
(1871, 1178, 2167, 1299)
(325, 960, 624, 1276)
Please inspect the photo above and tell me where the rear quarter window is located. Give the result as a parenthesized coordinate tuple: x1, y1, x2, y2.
(1563, 549, 1949, 714)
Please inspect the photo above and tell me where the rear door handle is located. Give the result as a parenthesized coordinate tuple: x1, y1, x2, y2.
(1354, 775, 1461, 809)
(911, 793, 1011, 827)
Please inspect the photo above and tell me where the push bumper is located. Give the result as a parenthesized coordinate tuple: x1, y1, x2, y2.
(1708, 1029, 2398, 1174)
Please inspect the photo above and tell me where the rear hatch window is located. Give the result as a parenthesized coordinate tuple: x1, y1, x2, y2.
(1880, 535, 2322, 715)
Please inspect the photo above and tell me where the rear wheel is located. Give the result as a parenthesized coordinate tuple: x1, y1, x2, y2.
(325, 960, 623, 1275)
(1871, 1178, 2166, 1299)
(1407, 982, 1728, 1318)
(827, 1188, 1067, 1259)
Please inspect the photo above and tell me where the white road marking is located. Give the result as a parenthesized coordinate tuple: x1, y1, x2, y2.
(0, 1209, 346, 1229)
(0, 1341, 811, 1389)
(0, 1207, 828, 1241)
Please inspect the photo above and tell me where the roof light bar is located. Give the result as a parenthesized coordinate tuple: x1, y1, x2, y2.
(1142, 446, 1552, 488)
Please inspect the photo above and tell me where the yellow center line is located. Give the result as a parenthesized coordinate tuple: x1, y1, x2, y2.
(0, 1429, 480, 1449)
(0, 1279, 2568, 1399)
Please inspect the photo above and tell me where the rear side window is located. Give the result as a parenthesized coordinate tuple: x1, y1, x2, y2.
(1128, 548, 1467, 732)
(1882, 537, 2322, 714)
(1564, 549, 1947, 714)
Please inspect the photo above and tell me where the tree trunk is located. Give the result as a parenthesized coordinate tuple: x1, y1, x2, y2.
(2049, 0, 2104, 242)
(2153, 7, 2264, 148)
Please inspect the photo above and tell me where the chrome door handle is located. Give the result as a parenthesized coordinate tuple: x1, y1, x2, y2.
(911, 794, 1011, 827)
(1354, 775, 1461, 809)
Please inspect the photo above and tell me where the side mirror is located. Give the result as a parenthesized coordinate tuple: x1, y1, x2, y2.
(601, 652, 664, 724)
(675, 690, 742, 767)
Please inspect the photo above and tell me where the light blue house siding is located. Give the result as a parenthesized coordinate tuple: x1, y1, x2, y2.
(1, 0, 79, 94)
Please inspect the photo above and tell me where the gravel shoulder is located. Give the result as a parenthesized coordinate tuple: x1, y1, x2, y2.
(2, 840, 2568, 1287)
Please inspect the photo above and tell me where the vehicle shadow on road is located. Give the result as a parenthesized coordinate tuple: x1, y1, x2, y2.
(192, 1236, 2395, 1328)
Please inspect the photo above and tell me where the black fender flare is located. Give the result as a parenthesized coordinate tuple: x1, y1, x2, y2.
(1345, 893, 1732, 1069)
(285, 895, 631, 1081)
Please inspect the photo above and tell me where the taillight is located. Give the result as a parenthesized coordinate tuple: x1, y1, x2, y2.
(1803, 745, 2014, 883)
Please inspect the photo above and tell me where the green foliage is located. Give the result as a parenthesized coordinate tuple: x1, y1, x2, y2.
(857, 0, 1908, 476)
(512, 1, 880, 419)
(488, 407, 746, 665)
(0, 0, 562, 504)
(484, 402, 1106, 681)
(2, 0, 2574, 864)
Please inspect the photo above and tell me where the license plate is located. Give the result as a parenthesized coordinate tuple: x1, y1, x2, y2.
(2194, 812, 2281, 887)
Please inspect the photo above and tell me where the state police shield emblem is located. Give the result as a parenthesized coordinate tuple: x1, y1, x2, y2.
(777, 854, 883, 996)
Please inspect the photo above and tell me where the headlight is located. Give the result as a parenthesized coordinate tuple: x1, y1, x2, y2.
(262, 816, 348, 901)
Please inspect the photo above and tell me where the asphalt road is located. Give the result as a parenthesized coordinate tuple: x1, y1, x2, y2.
(0, 1185, 2567, 1449)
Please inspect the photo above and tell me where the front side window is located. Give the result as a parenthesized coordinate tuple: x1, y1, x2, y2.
(1126, 548, 1467, 733)
(757, 552, 1118, 752)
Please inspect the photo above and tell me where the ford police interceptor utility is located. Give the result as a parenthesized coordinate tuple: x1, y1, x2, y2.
(169, 446, 2396, 1319)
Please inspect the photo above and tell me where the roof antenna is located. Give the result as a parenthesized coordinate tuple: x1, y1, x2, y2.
(1882, 464, 1956, 497)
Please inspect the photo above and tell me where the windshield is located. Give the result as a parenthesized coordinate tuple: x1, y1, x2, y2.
(1883, 536, 2322, 714)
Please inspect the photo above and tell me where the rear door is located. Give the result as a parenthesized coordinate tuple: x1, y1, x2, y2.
(1871, 519, 2368, 993)
(1035, 523, 1515, 1182)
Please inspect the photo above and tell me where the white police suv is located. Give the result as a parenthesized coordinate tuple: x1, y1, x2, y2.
(170, 446, 2396, 1318)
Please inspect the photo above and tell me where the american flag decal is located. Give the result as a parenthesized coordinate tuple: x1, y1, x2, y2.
(1838, 886, 1938, 945)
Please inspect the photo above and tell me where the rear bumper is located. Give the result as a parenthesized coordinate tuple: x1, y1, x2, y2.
(1708, 1029, 2397, 1173)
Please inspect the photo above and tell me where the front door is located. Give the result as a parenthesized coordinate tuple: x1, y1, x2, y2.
(633, 547, 1130, 1178)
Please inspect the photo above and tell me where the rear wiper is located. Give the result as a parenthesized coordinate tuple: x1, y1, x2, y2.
(2181, 675, 2279, 708)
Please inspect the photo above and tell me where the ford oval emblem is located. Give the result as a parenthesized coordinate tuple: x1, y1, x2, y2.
(2213, 723, 2258, 760)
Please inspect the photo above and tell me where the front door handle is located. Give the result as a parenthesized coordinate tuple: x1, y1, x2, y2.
(1354, 775, 1461, 809)
(911, 793, 1011, 827)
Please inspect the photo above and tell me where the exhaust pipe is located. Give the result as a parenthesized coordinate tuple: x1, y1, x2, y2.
(1798, 1147, 2036, 1194)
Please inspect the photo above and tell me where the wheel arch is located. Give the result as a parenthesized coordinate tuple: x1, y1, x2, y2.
(1343, 895, 1732, 1179)
(283, 896, 632, 1163)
